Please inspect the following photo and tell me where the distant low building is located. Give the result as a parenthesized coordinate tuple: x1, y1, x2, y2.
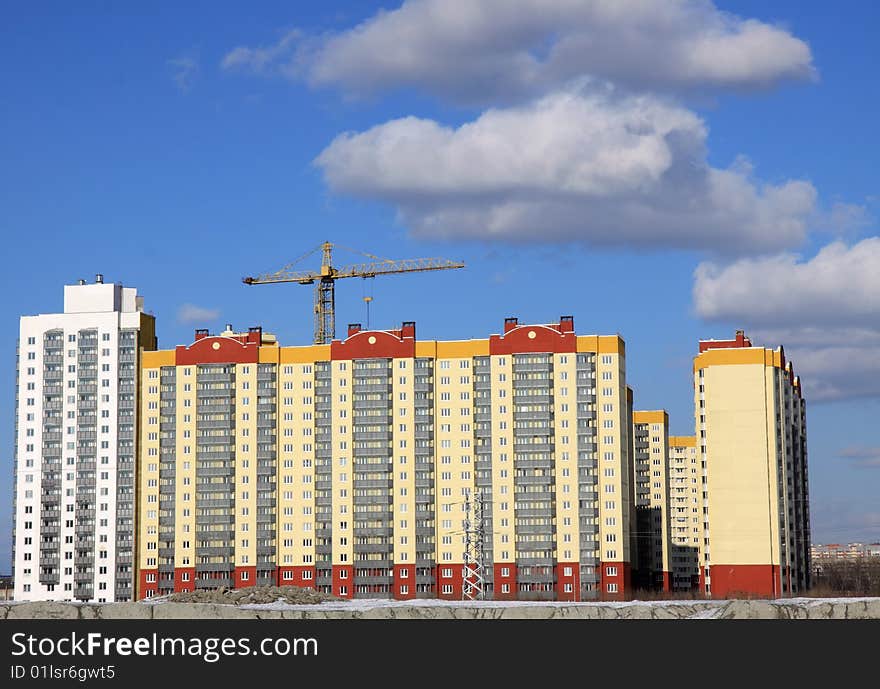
(812, 543, 880, 561)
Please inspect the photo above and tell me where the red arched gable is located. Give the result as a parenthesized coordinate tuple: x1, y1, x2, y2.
(331, 329, 416, 360)
(176, 336, 260, 365)
(489, 324, 576, 355)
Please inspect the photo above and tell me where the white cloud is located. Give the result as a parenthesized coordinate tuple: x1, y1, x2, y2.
(315, 89, 816, 253)
(814, 201, 872, 235)
(693, 238, 880, 400)
(225, 0, 815, 103)
(764, 335, 880, 401)
(693, 238, 880, 326)
(221, 29, 304, 76)
(177, 303, 221, 324)
(168, 55, 200, 93)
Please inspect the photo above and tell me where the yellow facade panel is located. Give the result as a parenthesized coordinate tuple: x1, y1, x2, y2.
(174, 367, 197, 569)
(553, 353, 580, 563)
(576, 335, 599, 353)
(694, 347, 766, 372)
(632, 410, 667, 424)
(489, 354, 515, 565)
(702, 364, 776, 565)
(259, 346, 280, 364)
(392, 358, 416, 566)
(435, 339, 489, 358)
(234, 364, 258, 568)
(331, 362, 353, 567)
(141, 349, 176, 368)
(597, 335, 625, 355)
(280, 345, 330, 363)
(414, 341, 437, 358)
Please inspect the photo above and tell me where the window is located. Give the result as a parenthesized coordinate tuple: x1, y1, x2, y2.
(607, 583, 618, 593)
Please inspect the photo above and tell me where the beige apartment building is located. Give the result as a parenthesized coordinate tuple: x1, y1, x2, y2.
(136, 317, 635, 601)
(694, 331, 810, 597)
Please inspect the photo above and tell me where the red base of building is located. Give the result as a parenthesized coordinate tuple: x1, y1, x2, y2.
(276, 566, 316, 588)
(493, 563, 517, 600)
(555, 562, 580, 601)
(437, 563, 464, 599)
(331, 565, 354, 598)
(173, 567, 195, 593)
(392, 564, 416, 599)
(138, 569, 158, 599)
(709, 564, 781, 599)
(137, 560, 638, 601)
(599, 561, 632, 601)
(234, 566, 256, 588)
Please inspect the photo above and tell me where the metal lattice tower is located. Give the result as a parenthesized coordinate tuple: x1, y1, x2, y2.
(314, 243, 336, 344)
(462, 489, 487, 601)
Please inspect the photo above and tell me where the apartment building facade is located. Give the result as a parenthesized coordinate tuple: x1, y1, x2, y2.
(12, 277, 156, 601)
(667, 436, 701, 592)
(631, 410, 670, 592)
(136, 317, 634, 601)
(694, 330, 810, 598)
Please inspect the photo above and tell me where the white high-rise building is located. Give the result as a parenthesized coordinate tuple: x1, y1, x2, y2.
(13, 276, 156, 601)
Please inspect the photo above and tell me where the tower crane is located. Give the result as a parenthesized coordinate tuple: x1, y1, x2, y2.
(242, 241, 465, 345)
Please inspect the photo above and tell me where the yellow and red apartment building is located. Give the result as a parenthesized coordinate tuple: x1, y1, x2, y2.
(694, 331, 810, 598)
(631, 411, 671, 592)
(136, 317, 634, 601)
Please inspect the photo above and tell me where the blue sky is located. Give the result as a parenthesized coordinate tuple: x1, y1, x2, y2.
(2, 1, 879, 571)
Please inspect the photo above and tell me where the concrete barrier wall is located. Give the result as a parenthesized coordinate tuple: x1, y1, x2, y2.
(3, 599, 880, 620)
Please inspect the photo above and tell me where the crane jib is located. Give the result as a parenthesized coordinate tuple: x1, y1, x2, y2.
(242, 242, 465, 345)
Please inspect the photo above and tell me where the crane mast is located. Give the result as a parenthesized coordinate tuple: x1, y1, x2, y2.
(243, 241, 465, 345)
(315, 242, 335, 345)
